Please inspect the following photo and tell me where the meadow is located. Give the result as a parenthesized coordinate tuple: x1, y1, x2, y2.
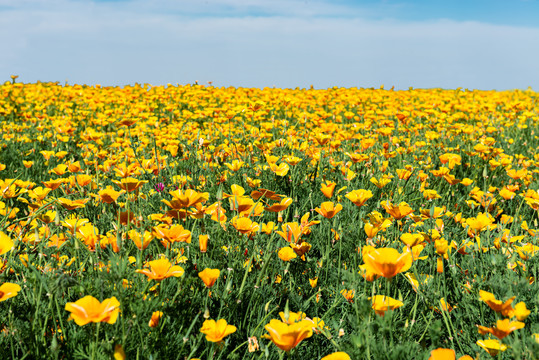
(0, 78, 538, 359)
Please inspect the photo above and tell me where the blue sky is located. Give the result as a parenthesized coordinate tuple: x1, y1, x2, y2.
(1, 0, 539, 90)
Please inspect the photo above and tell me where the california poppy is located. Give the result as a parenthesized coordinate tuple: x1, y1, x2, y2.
(65, 295, 120, 326)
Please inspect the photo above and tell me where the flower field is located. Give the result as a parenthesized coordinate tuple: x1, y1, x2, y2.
(0, 79, 538, 359)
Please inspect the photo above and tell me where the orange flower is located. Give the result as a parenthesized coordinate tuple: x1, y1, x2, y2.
(362, 247, 412, 279)
(381, 201, 414, 220)
(315, 201, 343, 219)
(477, 319, 525, 340)
(200, 319, 237, 343)
(320, 181, 337, 198)
(321, 352, 351, 360)
(264, 319, 313, 352)
(199, 234, 209, 253)
(163, 188, 209, 209)
(198, 268, 221, 288)
(148, 311, 164, 328)
(56, 197, 89, 210)
(345, 189, 373, 207)
(65, 295, 120, 326)
(128, 229, 153, 250)
(136, 258, 185, 281)
(112, 177, 148, 193)
(275, 222, 304, 243)
(0, 283, 21, 302)
(428, 348, 455, 360)
(152, 224, 192, 247)
(231, 216, 259, 235)
(479, 290, 515, 317)
(278, 247, 297, 261)
(265, 197, 293, 212)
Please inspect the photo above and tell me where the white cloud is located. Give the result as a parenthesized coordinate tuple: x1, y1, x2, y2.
(1, 0, 538, 90)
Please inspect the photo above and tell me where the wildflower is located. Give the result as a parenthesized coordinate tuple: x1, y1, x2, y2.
(270, 162, 290, 176)
(381, 201, 414, 220)
(200, 319, 237, 343)
(0, 231, 14, 255)
(320, 181, 337, 198)
(112, 177, 148, 192)
(230, 216, 259, 236)
(275, 222, 304, 243)
(345, 189, 372, 208)
(136, 258, 185, 281)
(114, 344, 126, 360)
(149, 311, 164, 328)
(0, 283, 21, 302)
(248, 336, 259, 352)
(428, 348, 455, 360)
(264, 319, 313, 352)
(340, 289, 355, 302)
(321, 352, 351, 360)
(370, 176, 391, 189)
(400, 233, 424, 248)
(199, 234, 209, 253)
(154, 182, 165, 192)
(264, 197, 293, 212)
(479, 290, 515, 317)
(152, 224, 192, 247)
(65, 296, 120, 326)
(477, 319, 525, 339)
(128, 230, 153, 250)
(278, 247, 297, 261)
(370, 295, 403, 316)
(198, 268, 221, 288)
(362, 247, 412, 279)
(476, 339, 507, 357)
(513, 302, 530, 321)
(278, 311, 307, 324)
(56, 197, 89, 210)
(99, 186, 124, 204)
(315, 201, 343, 219)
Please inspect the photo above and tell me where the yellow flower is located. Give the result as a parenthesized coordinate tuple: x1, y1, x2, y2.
(200, 319, 237, 342)
(362, 247, 412, 279)
(476, 339, 507, 357)
(345, 189, 373, 207)
(136, 258, 185, 281)
(98, 186, 125, 204)
(320, 181, 337, 199)
(0, 283, 21, 302)
(370, 295, 403, 316)
(0, 231, 14, 255)
(264, 319, 313, 352)
(113, 344, 126, 360)
(381, 201, 414, 220)
(320, 352, 351, 360)
(513, 301, 530, 321)
(65, 295, 120, 326)
(198, 268, 221, 288)
(270, 162, 290, 176)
